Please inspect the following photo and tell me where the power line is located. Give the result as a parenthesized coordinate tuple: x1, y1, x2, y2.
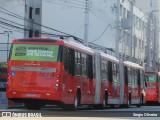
(90, 4, 114, 23)
(91, 24, 113, 42)
(0, 6, 72, 36)
(0, 3, 115, 54)
(90, 10, 112, 24)
(42, 0, 85, 10)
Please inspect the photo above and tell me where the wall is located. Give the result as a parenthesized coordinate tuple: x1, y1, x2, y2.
(0, 0, 25, 62)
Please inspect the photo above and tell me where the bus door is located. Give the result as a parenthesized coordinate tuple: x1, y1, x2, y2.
(87, 55, 94, 104)
(112, 63, 120, 103)
(62, 47, 75, 103)
(131, 68, 138, 103)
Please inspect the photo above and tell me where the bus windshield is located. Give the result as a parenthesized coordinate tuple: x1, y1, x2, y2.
(146, 74, 157, 83)
(10, 44, 60, 62)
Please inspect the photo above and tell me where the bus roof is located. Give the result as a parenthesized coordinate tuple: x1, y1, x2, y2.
(145, 71, 160, 75)
(12, 38, 94, 55)
(100, 52, 119, 63)
(64, 41, 94, 55)
(124, 61, 143, 70)
(12, 38, 62, 44)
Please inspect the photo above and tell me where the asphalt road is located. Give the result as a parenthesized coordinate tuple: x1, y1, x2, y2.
(1, 106, 160, 119)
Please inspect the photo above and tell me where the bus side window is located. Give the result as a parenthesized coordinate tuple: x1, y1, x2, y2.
(75, 51, 82, 76)
(156, 75, 158, 83)
(112, 63, 118, 83)
(124, 66, 128, 85)
(137, 70, 140, 86)
(63, 47, 70, 74)
(144, 74, 148, 87)
(108, 61, 112, 83)
(116, 64, 119, 83)
(101, 59, 108, 80)
(81, 53, 87, 77)
(92, 55, 95, 79)
(87, 55, 93, 79)
(69, 49, 75, 76)
(140, 71, 144, 87)
(128, 67, 131, 84)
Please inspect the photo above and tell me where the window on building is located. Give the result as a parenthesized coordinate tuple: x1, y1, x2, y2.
(139, 19, 142, 29)
(124, 31, 127, 43)
(127, 10, 130, 19)
(29, 7, 33, 19)
(25, 5, 27, 13)
(139, 39, 141, 49)
(142, 41, 144, 50)
(127, 33, 130, 46)
(136, 17, 138, 27)
(120, 5, 122, 17)
(29, 29, 33, 37)
(35, 31, 40, 37)
(134, 36, 137, 47)
(35, 8, 40, 15)
(123, 8, 126, 18)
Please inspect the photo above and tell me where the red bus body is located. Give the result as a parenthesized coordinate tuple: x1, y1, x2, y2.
(123, 61, 146, 106)
(145, 71, 160, 104)
(7, 38, 146, 110)
(7, 38, 95, 109)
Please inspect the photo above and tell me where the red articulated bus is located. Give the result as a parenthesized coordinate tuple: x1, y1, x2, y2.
(123, 61, 146, 107)
(6, 38, 146, 110)
(145, 71, 160, 105)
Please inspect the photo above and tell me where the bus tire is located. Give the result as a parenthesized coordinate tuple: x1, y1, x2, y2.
(129, 93, 131, 105)
(74, 91, 81, 108)
(25, 102, 42, 110)
(63, 90, 81, 111)
(141, 94, 144, 106)
(102, 91, 108, 108)
(126, 93, 131, 107)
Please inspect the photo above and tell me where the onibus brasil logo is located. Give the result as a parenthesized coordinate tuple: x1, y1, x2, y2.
(1, 112, 42, 117)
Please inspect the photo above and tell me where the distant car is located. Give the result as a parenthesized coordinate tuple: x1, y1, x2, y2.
(0, 67, 7, 91)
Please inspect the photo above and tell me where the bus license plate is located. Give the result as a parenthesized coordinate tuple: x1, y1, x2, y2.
(26, 94, 36, 97)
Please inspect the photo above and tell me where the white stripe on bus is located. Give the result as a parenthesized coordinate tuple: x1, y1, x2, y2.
(11, 66, 56, 72)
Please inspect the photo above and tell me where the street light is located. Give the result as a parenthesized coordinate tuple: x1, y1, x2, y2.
(4, 31, 13, 61)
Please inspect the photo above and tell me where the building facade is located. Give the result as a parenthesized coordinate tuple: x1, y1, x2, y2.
(118, 0, 147, 65)
(136, 0, 160, 71)
(0, 0, 152, 68)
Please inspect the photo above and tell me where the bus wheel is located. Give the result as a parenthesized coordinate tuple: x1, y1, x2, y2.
(102, 92, 108, 108)
(128, 93, 131, 106)
(74, 92, 81, 109)
(136, 104, 141, 107)
(25, 103, 42, 110)
(141, 94, 144, 106)
(63, 91, 81, 111)
(136, 95, 142, 107)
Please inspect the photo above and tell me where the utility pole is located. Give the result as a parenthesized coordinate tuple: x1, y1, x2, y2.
(4, 31, 12, 61)
(84, 0, 89, 46)
(146, 13, 152, 71)
(129, 0, 134, 62)
(115, 0, 120, 59)
(152, 16, 159, 71)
